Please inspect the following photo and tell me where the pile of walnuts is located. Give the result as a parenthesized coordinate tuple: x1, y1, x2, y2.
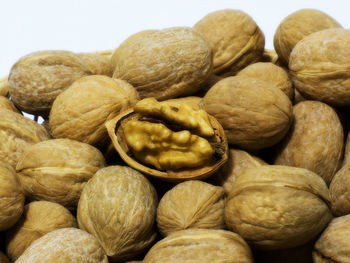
(1, 8, 350, 263)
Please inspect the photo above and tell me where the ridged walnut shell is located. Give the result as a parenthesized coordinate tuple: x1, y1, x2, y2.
(225, 165, 332, 250)
(194, 9, 265, 76)
(143, 228, 253, 263)
(111, 27, 213, 100)
(289, 28, 350, 106)
(0, 76, 8, 97)
(77, 52, 113, 76)
(0, 109, 50, 168)
(157, 180, 225, 236)
(0, 96, 20, 113)
(274, 9, 341, 66)
(330, 164, 350, 216)
(274, 101, 343, 185)
(8, 50, 92, 116)
(6, 201, 77, 262)
(203, 76, 293, 150)
(16, 138, 105, 208)
(77, 165, 158, 262)
(0, 252, 9, 263)
(105, 109, 228, 182)
(15, 228, 108, 263)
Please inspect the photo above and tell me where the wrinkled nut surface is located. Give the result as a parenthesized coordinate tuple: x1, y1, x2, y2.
(274, 101, 343, 185)
(77, 165, 158, 262)
(274, 9, 341, 66)
(8, 50, 92, 116)
(157, 180, 225, 236)
(313, 215, 350, 263)
(289, 28, 350, 106)
(194, 9, 265, 76)
(0, 76, 8, 97)
(0, 161, 25, 231)
(0, 109, 50, 168)
(143, 228, 253, 263)
(225, 165, 332, 250)
(15, 228, 108, 263)
(16, 138, 105, 208)
(77, 52, 113, 76)
(330, 164, 350, 216)
(237, 62, 294, 100)
(49, 75, 138, 147)
(0, 96, 20, 113)
(0, 252, 9, 263)
(6, 201, 77, 262)
(112, 27, 212, 100)
(203, 76, 292, 150)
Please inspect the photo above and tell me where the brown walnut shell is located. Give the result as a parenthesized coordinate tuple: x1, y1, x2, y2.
(0, 96, 20, 113)
(0, 76, 8, 97)
(0, 252, 9, 263)
(105, 109, 228, 182)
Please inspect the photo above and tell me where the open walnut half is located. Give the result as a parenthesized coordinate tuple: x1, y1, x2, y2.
(105, 98, 228, 181)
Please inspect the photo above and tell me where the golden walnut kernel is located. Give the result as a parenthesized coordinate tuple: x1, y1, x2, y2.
(143, 229, 253, 263)
(157, 180, 225, 236)
(274, 9, 341, 66)
(112, 27, 212, 100)
(289, 28, 350, 106)
(8, 50, 92, 116)
(15, 228, 108, 263)
(194, 9, 265, 76)
(0, 109, 50, 168)
(16, 139, 105, 208)
(6, 201, 77, 262)
(77, 166, 157, 262)
(225, 165, 332, 250)
(203, 76, 292, 150)
(274, 101, 343, 185)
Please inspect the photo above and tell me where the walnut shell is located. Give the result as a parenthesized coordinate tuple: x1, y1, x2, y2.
(0, 96, 20, 113)
(329, 164, 350, 216)
(0, 109, 50, 168)
(313, 215, 350, 263)
(0, 161, 25, 231)
(0, 252, 9, 263)
(203, 76, 293, 150)
(77, 165, 158, 262)
(0, 76, 8, 97)
(15, 228, 108, 263)
(289, 28, 350, 106)
(112, 27, 213, 100)
(157, 180, 225, 236)
(8, 50, 92, 116)
(194, 9, 265, 76)
(274, 9, 341, 66)
(49, 75, 138, 147)
(260, 49, 279, 64)
(274, 101, 343, 185)
(237, 62, 294, 100)
(6, 201, 77, 261)
(225, 165, 332, 250)
(77, 52, 113, 76)
(143, 228, 253, 263)
(16, 138, 105, 208)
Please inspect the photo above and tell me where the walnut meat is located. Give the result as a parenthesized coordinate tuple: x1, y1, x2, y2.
(0, 109, 50, 169)
(49, 75, 139, 147)
(8, 50, 92, 116)
(289, 28, 350, 106)
(194, 9, 265, 76)
(77, 165, 157, 262)
(157, 180, 225, 236)
(203, 76, 292, 150)
(274, 101, 343, 185)
(6, 201, 77, 262)
(112, 27, 212, 100)
(15, 228, 108, 263)
(16, 138, 105, 208)
(274, 9, 341, 66)
(143, 229, 253, 263)
(225, 165, 332, 250)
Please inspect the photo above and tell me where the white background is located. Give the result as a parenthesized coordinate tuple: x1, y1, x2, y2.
(1, 0, 349, 78)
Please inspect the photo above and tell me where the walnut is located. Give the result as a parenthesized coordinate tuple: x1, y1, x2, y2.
(143, 229, 253, 263)
(260, 49, 279, 64)
(15, 228, 108, 263)
(5, 201, 77, 261)
(0, 76, 8, 97)
(0, 252, 9, 263)
(111, 27, 212, 100)
(157, 180, 225, 236)
(225, 165, 332, 250)
(77, 52, 113, 76)
(77, 165, 157, 262)
(194, 9, 265, 76)
(0, 96, 20, 113)
(16, 138, 105, 208)
(274, 101, 343, 185)
(330, 164, 350, 216)
(203, 76, 292, 150)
